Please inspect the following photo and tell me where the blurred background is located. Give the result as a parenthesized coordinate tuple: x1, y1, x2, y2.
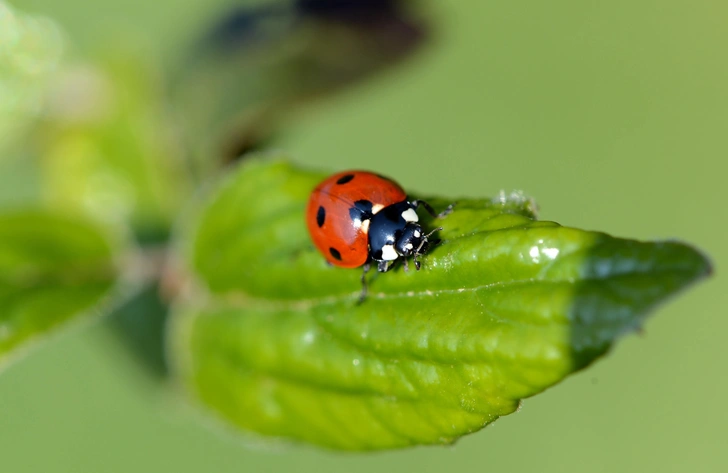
(0, 0, 725, 472)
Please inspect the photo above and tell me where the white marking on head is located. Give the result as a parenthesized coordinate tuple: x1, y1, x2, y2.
(381, 244, 398, 261)
(371, 204, 385, 214)
(360, 219, 370, 233)
(413, 229, 421, 238)
(404, 243, 414, 251)
(401, 208, 419, 223)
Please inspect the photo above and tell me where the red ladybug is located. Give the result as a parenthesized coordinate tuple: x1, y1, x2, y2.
(306, 170, 452, 300)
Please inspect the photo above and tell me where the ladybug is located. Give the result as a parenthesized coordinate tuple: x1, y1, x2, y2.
(306, 170, 452, 300)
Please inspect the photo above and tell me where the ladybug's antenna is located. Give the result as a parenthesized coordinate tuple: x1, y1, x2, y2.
(412, 226, 442, 271)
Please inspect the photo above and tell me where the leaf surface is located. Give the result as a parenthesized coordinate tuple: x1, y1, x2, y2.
(170, 158, 711, 450)
(0, 210, 120, 369)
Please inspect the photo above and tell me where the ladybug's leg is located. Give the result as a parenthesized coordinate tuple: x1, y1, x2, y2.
(358, 263, 371, 304)
(412, 200, 455, 219)
(377, 260, 391, 272)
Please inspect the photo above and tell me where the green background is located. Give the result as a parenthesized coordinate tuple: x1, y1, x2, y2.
(2, 0, 725, 471)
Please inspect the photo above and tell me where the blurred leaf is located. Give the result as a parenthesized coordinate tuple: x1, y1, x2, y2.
(103, 283, 170, 379)
(173, 0, 427, 169)
(0, 1, 64, 152)
(169, 158, 711, 450)
(37, 50, 191, 243)
(0, 209, 121, 370)
(0, 154, 43, 208)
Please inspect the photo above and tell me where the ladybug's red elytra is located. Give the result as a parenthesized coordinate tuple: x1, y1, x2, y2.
(306, 170, 452, 301)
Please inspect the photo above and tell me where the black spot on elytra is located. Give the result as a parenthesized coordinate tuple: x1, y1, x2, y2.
(336, 174, 355, 185)
(316, 206, 326, 227)
(349, 199, 373, 222)
(329, 247, 342, 261)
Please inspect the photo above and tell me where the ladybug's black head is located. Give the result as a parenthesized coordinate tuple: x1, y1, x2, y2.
(368, 200, 442, 271)
(394, 223, 425, 258)
(394, 223, 441, 270)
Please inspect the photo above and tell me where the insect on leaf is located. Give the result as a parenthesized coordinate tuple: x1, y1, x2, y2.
(169, 157, 711, 451)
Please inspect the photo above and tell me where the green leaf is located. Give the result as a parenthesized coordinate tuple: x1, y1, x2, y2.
(172, 3, 426, 170)
(103, 283, 170, 379)
(0, 209, 120, 369)
(169, 157, 711, 451)
(0, 1, 64, 153)
(38, 49, 191, 242)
